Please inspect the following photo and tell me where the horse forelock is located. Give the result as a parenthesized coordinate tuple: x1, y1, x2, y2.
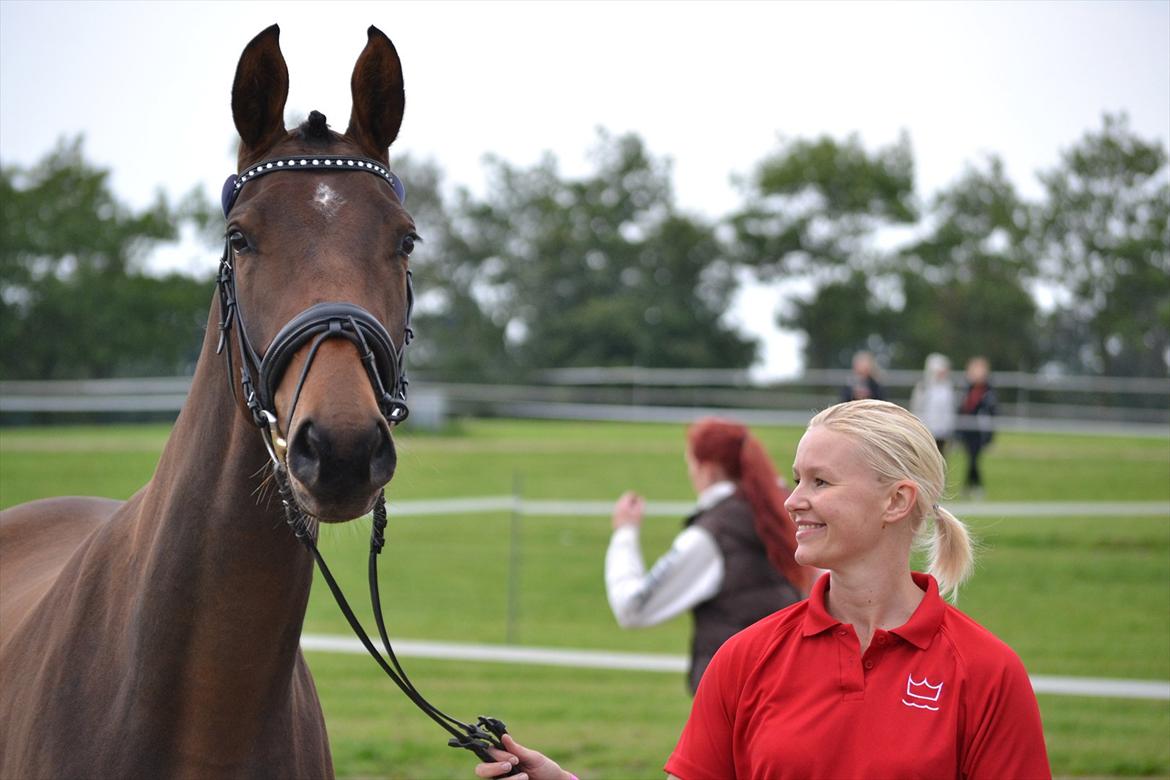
(296, 110, 335, 146)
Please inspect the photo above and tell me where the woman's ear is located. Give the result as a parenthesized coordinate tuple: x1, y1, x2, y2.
(882, 481, 919, 526)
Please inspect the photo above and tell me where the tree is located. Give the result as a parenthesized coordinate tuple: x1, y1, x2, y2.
(1, 138, 212, 379)
(784, 272, 893, 371)
(1035, 114, 1170, 376)
(731, 133, 917, 368)
(448, 131, 756, 372)
(892, 156, 1040, 372)
(382, 155, 515, 382)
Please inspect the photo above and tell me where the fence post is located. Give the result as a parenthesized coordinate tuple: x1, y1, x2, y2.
(505, 471, 523, 644)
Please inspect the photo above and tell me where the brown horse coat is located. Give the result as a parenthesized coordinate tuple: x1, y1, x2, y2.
(0, 24, 415, 779)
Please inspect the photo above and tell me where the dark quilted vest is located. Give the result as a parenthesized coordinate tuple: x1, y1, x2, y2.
(687, 493, 802, 694)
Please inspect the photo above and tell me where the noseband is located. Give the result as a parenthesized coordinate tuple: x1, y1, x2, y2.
(216, 155, 513, 770)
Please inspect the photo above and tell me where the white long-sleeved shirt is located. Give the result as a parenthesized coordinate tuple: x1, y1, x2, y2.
(911, 380, 957, 439)
(604, 481, 735, 628)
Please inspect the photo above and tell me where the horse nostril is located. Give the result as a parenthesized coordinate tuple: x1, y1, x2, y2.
(288, 421, 324, 487)
(370, 426, 396, 486)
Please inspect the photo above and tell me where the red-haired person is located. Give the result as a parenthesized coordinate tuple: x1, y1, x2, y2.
(605, 418, 816, 694)
(474, 401, 1050, 780)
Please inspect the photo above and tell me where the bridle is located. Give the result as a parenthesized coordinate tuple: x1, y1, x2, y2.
(216, 155, 413, 465)
(216, 155, 514, 769)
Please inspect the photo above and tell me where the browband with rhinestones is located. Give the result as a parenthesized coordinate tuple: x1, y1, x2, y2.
(221, 155, 406, 217)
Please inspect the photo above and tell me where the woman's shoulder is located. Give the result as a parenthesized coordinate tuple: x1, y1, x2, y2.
(939, 603, 1029, 676)
(700, 601, 809, 697)
(708, 490, 752, 514)
(717, 598, 809, 657)
(693, 492, 753, 529)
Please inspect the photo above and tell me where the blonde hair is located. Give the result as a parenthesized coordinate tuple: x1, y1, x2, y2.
(808, 399, 974, 600)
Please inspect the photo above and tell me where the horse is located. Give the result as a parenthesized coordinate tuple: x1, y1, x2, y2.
(0, 24, 416, 778)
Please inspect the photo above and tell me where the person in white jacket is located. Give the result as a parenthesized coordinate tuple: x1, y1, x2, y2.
(604, 418, 815, 693)
(910, 352, 957, 454)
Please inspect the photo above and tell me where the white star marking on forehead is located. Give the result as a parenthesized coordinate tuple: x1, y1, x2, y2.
(312, 182, 346, 219)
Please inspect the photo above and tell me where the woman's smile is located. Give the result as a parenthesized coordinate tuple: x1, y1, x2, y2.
(793, 519, 826, 540)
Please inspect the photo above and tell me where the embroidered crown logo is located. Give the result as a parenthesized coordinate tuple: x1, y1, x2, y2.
(902, 675, 944, 711)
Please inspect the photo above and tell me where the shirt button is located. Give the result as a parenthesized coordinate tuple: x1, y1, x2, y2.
(864, 660, 874, 669)
(837, 629, 848, 637)
(877, 635, 887, 645)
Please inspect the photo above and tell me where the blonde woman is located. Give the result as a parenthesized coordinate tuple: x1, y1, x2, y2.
(476, 400, 1049, 780)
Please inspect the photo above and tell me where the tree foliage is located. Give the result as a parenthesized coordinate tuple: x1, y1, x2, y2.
(1034, 113, 1170, 375)
(731, 132, 916, 278)
(892, 156, 1040, 371)
(1, 138, 212, 379)
(378, 156, 516, 382)
(730, 133, 917, 368)
(730, 120, 1168, 377)
(429, 132, 756, 373)
(3, 116, 1166, 384)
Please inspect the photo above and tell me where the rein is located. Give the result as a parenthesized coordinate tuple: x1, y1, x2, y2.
(216, 155, 513, 768)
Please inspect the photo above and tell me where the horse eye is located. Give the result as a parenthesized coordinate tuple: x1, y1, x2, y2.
(228, 230, 250, 254)
(399, 232, 420, 257)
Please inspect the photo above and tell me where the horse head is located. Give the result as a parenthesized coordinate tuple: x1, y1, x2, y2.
(223, 25, 414, 522)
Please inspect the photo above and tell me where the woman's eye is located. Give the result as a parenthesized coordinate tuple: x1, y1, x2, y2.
(228, 230, 250, 253)
(399, 232, 420, 257)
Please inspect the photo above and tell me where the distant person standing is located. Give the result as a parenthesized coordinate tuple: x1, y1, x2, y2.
(604, 418, 816, 694)
(958, 356, 997, 499)
(840, 350, 884, 402)
(911, 353, 958, 454)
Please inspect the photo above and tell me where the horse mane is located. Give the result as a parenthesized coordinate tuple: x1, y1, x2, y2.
(297, 110, 334, 145)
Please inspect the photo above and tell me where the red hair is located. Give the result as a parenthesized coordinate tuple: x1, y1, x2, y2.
(687, 418, 815, 594)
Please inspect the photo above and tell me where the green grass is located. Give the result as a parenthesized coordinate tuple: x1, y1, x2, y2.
(2, 419, 1168, 777)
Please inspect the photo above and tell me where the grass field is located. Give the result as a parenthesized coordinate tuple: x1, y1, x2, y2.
(1, 419, 1168, 778)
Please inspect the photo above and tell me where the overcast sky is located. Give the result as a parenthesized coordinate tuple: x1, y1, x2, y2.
(2, 0, 1167, 377)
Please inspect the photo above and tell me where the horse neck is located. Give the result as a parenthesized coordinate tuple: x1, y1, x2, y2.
(124, 301, 316, 724)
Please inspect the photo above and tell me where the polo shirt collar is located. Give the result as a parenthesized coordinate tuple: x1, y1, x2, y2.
(800, 570, 945, 650)
(801, 573, 839, 637)
(892, 572, 945, 649)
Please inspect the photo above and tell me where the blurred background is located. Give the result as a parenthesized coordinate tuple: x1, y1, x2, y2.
(2, 1, 1168, 394)
(1, 1, 1168, 778)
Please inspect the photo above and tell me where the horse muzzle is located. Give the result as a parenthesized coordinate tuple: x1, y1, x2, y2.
(286, 414, 396, 521)
(261, 303, 403, 521)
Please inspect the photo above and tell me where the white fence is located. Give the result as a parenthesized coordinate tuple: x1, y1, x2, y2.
(2, 369, 1167, 437)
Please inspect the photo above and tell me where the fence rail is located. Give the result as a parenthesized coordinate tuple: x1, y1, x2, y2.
(2, 370, 1167, 436)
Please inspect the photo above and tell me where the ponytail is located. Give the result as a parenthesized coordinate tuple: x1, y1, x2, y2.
(923, 505, 974, 602)
(688, 418, 817, 594)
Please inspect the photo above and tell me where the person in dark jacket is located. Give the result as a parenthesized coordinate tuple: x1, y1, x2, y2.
(604, 417, 816, 693)
(958, 356, 997, 498)
(840, 350, 885, 402)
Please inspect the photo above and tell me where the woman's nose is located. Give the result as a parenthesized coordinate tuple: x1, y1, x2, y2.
(784, 484, 804, 514)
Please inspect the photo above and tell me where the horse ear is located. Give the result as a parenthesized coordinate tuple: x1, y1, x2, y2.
(345, 26, 405, 160)
(232, 24, 289, 157)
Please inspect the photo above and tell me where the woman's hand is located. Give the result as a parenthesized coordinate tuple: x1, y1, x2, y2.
(612, 490, 646, 530)
(473, 734, 573, 780)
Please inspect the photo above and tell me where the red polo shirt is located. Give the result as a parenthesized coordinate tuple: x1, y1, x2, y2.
(665, 572, 1050, 780)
